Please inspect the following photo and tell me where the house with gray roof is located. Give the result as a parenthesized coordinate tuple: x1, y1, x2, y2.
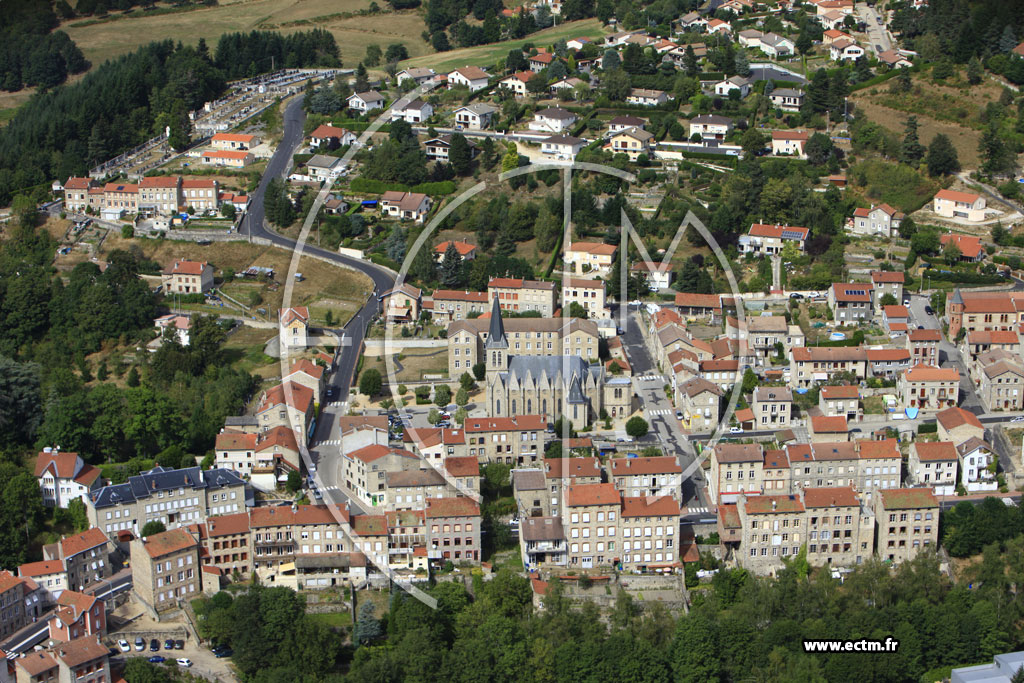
(86, 466, 248, 539)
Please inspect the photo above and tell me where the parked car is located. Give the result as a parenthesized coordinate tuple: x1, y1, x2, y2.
(1012, 416, 1024, 423)
(148, 656, 166, 664)
(789, 293, 804, 299)
(135, 637, 145, 651)
(164, 639, 175, 650)
(175, 640, 185, 650)
(925, 305, 934, 315)
(729, 426, 744, 434)
(150, 639, 160, 652)
(177, 658, 193, 668)
(215, 648, 234, 658)
(118, 640, 131, 653)
(675, 410, 684, 420)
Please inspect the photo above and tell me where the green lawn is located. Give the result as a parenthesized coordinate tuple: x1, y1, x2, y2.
(307, 611, 352, 629)
(400, 19, 607, 73)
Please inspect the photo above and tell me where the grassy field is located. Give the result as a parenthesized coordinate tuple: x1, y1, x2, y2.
(306, 611, 352, 629)
(363, 348, 449, 383)
(64, 0, 430, 73)
(400, 18, 606, 72)
(93, 235, 373, 325)
(848, 70, 1008, 169)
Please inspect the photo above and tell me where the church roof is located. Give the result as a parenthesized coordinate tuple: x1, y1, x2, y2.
(567, 374, 586, 403)
(502, 355, 599, 386)
(485, 296, 507, 349)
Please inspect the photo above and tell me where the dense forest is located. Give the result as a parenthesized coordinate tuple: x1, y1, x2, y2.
(892, 0, 1024, 83)
(172, 549, 1024, 682)
(0, 29, 339, 206)
(0, 0, 89, 91)
(0, 221, 255, 552)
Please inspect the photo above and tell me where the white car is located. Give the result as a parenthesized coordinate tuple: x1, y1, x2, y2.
(1011, 416, 1024, 423)
(177, 658, 193, 668)
(118, 640, 131, 653)
(729, 426, 744, 434)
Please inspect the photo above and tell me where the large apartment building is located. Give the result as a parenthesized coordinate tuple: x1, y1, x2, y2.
(487, 278, 557, 317)
(86, 466, 247, 538)
(463, 415, 546, 465)
(131, 528, 201, 613)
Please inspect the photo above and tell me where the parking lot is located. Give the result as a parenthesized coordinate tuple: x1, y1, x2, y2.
(107, 603, 238, 681)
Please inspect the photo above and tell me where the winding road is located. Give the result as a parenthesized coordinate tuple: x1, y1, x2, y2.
(243, 96, 397, 476)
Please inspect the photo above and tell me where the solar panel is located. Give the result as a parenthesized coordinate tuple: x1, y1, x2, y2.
(781, 229, 805, 240)
(847, 289, 866, 296)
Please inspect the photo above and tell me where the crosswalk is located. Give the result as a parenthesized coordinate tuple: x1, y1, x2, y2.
(636, 374, 664, 382)
(647, 408, 673, 416)
(316, 439, 342, 446)
(684, 507, 710, 516)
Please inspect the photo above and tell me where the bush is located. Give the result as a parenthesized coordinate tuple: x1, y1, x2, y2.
(625, 416, 649, 439)
(359, 368, 383, 396)
(434, 384, 452, 406)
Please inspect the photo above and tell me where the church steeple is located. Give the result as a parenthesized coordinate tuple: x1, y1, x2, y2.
(485, 295, 507, 350)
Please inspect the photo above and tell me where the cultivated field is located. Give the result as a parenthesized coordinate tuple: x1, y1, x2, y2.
(64, 0, 430, 72)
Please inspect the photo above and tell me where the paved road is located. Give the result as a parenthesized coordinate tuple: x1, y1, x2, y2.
(243, 96, 397, 514)
(857, 4, 892, 55)
(618, 309, 710, 509)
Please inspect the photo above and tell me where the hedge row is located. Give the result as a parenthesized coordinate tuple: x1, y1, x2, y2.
(921, 269, 1003, 285)
(349, 178, 457, 195)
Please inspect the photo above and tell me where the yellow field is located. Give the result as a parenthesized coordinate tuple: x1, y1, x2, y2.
(64, 0, 430, 72)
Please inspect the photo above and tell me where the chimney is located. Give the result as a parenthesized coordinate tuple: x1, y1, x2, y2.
(771, 499, 777, 510)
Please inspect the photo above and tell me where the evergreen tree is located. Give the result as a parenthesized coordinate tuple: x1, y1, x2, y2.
(354, 63, 369, 92)
(385, 225, 407, 263)
(967, 56, 984, 85)
(448, 133, 472, 176)
(734, 50, 750, 78)
(1000, 26, 1018, 53)
(534, 203, 561, 252)
(683, 45, 698, 76)
(926, 133, 960, 176)
(507, 49, 527, 73)
(900, 116, 925, 165)
(410, 238, 436, 283)
(440, 242, 463, 286)
(602, 49, 620, 71)
(979, 123, 1015, 176)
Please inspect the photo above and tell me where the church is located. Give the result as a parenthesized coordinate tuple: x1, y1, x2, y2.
(483, 296, 606, 430)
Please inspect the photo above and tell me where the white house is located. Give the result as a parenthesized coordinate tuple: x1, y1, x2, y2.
(850, 204, 904, 238)
(424, 134, 478, 162)
(551, 77, 587, 95)
(154, 314, 191, 346)
(453, 103, 498, 130)
(714, 76, 751, 98)
(306, 154, 343, 182)
(933, 189, 987, 222)
(498, 71, 533, 97)
(769, 88, 804, 112)
(959, 437, 998, 492)
(625, 88, 672, 106)
(632, 261, 673, 290)
(540, 135, 585, 160)
(878, 50, 913, 69)
(688, 114, 733, 140)
(529, 107, 578, 133)
(396, 67, 437, 86)
(771, 130, 809, 157)
(309, 124, 357, 149)
(35, 448, 102, 508)
(347, 90, 386, 113)
(279, 306, 310, 352)
(447, 66, 490, 91)
(830, 39, 865, 62)
(678, 11, 707, 31)
(758, 32, 795, 58)
(390, 98, 433, 123)
(707, 18, 732, 35)
(380, 191, 433, 223)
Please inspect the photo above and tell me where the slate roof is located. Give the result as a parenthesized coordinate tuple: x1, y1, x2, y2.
(90, 466, 244, 509)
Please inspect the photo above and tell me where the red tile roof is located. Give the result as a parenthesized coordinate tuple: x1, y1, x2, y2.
(871, 270, 905, 283)
(464, 415, 546, 432)
(939, 233, 984, 257)
(914, 441, 957, 461)
(0, 570, 24, 594)
(905, 363, 959, 381)
(347, 444, 416, 464)
(444, 456, 479, 477)
(935, 189, 981, 204)
(435, 240, 476, 256)
(908, 329, 941, 342)
(165, 259, 208, 276)
(856, 438, 900, 460)
(748, 223, 809, 240)
(674, 292, 722, 309)
(141, 529, 197, 559)
(820, 385, 858, 399)
(19, 560, 63, 577)
(258, 381, 314, 413)
(803, 486, 859, 508)
(831, 282, 873, 303)
(883, 305, 909, 318)
(866, 348, 911, 361)
(567, 241, 617, 256)
(212, 133, 257, 143)
(287, 358, 325, 380)
(206, 512, 251, 537)
(432, 289, 489, 303)
(64, 177, 93, 190)
(256, 426, 300, 453)
(60, 528, 108, 558)
(545, 456, 601, 479)
(772, 130, 809, 141)
(34, 451, 82, 478)
(216, 432, 257, 451)
(609, 456, 682, 476)
(565, 483, 620, 507)
(937, 406, 984, 431)
(621, 496, 680, 517)
(425, 497, 481, 518)
(811, 415, 848, 433)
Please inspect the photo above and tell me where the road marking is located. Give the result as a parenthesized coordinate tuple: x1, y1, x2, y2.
(685, 507, 709, 515)
(636, 375, 663, 381)
(647, 409, 673, 416)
